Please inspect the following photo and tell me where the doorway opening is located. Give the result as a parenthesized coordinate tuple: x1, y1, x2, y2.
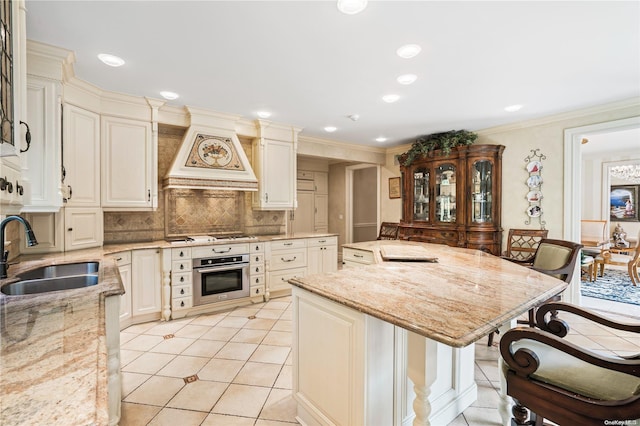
(345, 164, 380, 244)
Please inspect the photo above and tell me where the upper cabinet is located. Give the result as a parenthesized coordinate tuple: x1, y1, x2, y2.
(399, 145, 505, 255)
(63, 104, 101, 207)
(101, 115, 155, 210)
(252, 120, 300, 210)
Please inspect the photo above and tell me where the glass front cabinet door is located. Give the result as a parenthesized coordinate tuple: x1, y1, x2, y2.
(399, 145, 504, 255)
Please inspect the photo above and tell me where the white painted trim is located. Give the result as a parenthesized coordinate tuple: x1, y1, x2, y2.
(563, 116, 640, 305)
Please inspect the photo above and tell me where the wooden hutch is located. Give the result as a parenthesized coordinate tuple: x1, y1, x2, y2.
(398, 144, 505, 255)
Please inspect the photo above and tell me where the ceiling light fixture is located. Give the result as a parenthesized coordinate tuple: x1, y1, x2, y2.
(375, 137, 387, 143)
(257, 111, 272, 118)
(396, 44, 421, 59)
(97, 53, 125, 67)
(504, 104, 523, 112)
(348, 114, 360, 121)
(337, 0, 368, 15)
(160, 91, 179, 100)
(397, 74, 417, 85)
(382, 94, 400, 103)
(324, 126, 337, 133)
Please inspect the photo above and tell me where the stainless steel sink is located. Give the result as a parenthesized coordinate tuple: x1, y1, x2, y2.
(1, 275, 99, 296)
(16, 261, 99, 280)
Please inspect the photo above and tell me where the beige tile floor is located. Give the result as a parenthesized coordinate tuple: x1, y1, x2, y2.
(119, 295, 640, 426)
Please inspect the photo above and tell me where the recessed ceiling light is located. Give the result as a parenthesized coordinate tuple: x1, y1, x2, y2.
(504, 104, 523, 112)
(397, 74, 417, 85)
(382, 94, 400, 103)
(348, 114, 360, 121)
(396, 44, 421, 59)
(97, 53, 125, 67)
(376, 136, 387, 143)
(160, 91, 179, 100)
(257, 111, 272, 118)
(324, 126, 337, 133)
(337, 0, 368, 15)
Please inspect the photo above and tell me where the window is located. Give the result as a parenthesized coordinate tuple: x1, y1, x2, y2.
(0, 0, 13, 147)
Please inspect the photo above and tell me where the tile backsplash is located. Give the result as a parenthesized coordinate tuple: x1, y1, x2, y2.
(103, 125, 285, 243)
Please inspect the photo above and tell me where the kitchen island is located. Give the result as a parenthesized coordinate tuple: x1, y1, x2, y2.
(288, 240, 569, 426)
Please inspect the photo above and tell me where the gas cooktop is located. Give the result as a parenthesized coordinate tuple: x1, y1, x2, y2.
(166, 235, 258, 244)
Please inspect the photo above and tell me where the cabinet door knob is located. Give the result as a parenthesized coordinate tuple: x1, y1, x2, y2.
(180, 276, 184, 282)
(67, 228, 73, 232)
(180, 251, 184, 257)
(180, 301, 185, 307)
(180, 289, 185, 295)
(180, 264, 184, 270)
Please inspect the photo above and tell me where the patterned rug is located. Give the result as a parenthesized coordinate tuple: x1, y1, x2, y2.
(581, 268, 640, 306)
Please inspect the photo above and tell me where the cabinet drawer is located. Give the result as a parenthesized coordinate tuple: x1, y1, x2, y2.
(250, 285, 265, 298)
(251, 254, 265, 265)
(192, 243, 249, 258)
(110, 251, 132, 266)
(297, 179, 314, 191)
(172, 271, 191, 286)
(270, 239, 307, 250)
(342, 247, 374, 265)
(172, 260, 192, 272)
(307, 236, 337, 247)
(251, 264, 265, 275)
(251, 242, 265, 253)
(172, 297, 193, 310)
(297, 170, 314, 180)
(269, 267, 306, 292)
(251, 274, 265, 286)
(172, 247, 191, 260)
(172, 284, 192, 298)
(269, 248, 307, 271)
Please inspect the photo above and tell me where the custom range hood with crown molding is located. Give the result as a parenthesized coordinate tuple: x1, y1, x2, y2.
(164, 107, 258, 191)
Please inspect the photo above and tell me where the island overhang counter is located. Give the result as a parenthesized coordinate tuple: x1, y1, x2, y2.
(288, 240, 568, 426)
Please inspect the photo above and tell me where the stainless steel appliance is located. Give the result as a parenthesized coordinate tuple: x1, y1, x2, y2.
(192, 252, 250, 306)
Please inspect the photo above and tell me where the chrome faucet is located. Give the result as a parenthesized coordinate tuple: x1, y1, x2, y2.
(1, 215, 38, 279)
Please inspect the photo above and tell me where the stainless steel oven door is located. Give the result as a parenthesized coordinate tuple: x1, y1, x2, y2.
(192, 263, 250, 306)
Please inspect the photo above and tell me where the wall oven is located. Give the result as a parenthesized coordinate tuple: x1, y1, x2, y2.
(192, 253, 250, 306)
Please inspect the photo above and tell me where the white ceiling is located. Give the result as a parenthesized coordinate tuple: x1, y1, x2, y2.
(25, 1, 640, 147)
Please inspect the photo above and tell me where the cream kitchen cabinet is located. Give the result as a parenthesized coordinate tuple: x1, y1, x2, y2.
(266, 238, 307, 298)
(131, 248, 162, 321)
(342, 246, 375, 268)
(64, 207, 103, 251)
(101, 115, 155, 210)
(292, 170, 329, 233)
(21, 75, 62, 212)
(250, 242, 266, 302)
(252, 137, 296, 210)
(292, 190, 314, 234)
(306, 236, 338, 275)
(62, 104, 101, 207)
(108, 251, 132, 329)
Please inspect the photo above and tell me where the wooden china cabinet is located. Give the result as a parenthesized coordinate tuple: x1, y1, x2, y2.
(398, 144, 505, 255)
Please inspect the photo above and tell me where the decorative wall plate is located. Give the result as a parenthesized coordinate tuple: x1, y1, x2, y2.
(527, 205, 542, 217)
(526, 160, 543, 173)
(526, 190, 543, 202)
(526, 175, 543, 188)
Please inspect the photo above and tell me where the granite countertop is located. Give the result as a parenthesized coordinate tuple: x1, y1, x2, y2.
(0, 253, 123, 426)
(290, 240, 569, 348)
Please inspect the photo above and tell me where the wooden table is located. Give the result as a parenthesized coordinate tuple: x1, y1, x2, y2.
(289, 241, 568, 426)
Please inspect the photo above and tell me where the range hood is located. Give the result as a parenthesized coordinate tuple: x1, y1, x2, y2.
(164, 107, 258, 191)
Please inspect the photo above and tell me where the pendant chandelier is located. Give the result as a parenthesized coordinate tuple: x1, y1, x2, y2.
(610, 164, 640, 184)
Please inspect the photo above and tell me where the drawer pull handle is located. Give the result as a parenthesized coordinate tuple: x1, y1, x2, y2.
(180, 277, 185, 282)
(180, 251, 184, 257)
(213, 248, 232, 253)
(180, 289, 185, 295)
(284, 242, 293, 246)
(319, 239, 326, 243)
(180, 301, 185, 307)
(281, 256, 297, 262)
(116, 257, 123, 261)
(255, 256, 259, 261)
(180, 264, 184, 270)
(354, 254, 363, 258)
(255, 267, 259, 272)
(256, 278, 259, 284)
(255, 288, 260, 294)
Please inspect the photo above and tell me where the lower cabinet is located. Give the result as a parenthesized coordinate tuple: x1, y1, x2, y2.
(130, 249, 162, 322)
(113, 251, 132, 324)
(307, 236, 338, 275)
(342, 246, 375, 268)
(266, 239, 307, 298)
(250, 242, 266, 302)
(104, 294, 122, 425)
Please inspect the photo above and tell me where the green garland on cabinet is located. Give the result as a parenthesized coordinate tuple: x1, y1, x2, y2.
(401, 130, 478, 166)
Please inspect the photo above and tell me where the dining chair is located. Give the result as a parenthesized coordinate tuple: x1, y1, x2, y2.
(377, 222, 399, 240)
(500, 301, 640, 425)
(502, 229, 549, 264)
(594, 229, 640, 285)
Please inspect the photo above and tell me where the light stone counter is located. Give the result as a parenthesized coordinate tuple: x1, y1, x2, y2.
(292, 240, 567, 347)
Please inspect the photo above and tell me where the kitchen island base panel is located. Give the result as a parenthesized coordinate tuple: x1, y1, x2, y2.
(293, 287, 476, 426)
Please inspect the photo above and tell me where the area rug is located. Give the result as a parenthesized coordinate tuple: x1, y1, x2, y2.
(581, 269, 640, 306)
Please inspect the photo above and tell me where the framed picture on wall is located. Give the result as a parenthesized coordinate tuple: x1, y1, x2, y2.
(610, 185, 638, 222)
(389, 177, 401, 199)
